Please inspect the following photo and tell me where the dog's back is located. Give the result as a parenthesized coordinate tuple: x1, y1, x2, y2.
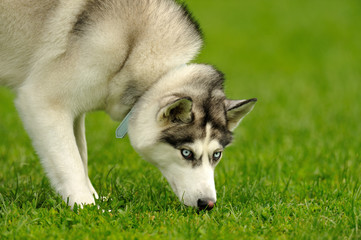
(0, 0, 202, 92)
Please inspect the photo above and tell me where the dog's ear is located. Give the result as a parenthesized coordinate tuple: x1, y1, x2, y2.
(225, 98, 257, 131)
(157, 97, 193, 125)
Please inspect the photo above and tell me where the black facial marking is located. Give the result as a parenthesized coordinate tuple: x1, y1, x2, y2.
(202, 96, 225, 126)
(192, 156, 202, 168)
(160, 68, 234, 164)
(196, 77, 232, 148)
(160, 121, 205, 148)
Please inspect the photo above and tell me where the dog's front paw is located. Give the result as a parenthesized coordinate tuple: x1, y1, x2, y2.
(65, 191, 96, 209)
(87, 178, 99, 199)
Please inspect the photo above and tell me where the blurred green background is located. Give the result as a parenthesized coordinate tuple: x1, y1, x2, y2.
(189, 0, 361, 183)
(1, 0, 361, 238)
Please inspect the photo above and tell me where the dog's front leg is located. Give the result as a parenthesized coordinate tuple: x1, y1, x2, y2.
(16, 88, 95, 207)
(74, 114, 98, 199)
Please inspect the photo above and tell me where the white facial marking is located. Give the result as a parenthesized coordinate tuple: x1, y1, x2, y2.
(155, 123, 223, 207)
(133, 121, 224, 207)
(190, 124, 222, 163)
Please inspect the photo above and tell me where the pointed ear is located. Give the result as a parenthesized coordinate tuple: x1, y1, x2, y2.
(225, 98, 257, 131)
(157, 97, 193, 126)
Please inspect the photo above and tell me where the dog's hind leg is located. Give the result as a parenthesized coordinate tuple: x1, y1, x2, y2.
(74, 114, 99, 199)
(16, 86, 95, 208)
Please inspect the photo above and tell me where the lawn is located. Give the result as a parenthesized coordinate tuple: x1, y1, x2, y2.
(1, 0, 361, 239)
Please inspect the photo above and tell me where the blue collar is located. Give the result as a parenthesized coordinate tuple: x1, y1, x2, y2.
(115, 108, 134, 138)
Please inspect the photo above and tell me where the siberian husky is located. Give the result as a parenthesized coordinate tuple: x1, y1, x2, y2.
(0, 0, 256, 210)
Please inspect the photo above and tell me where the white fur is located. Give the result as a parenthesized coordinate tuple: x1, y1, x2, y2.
(131, 124, 220, 206)
(0, 0, 255, 208)
(0, 0, 202, 207)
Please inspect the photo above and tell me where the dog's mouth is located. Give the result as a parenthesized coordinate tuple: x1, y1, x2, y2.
(167, 180, 216, 211)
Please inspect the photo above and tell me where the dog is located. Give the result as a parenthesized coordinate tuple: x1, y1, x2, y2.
(0, 0, 256, 210)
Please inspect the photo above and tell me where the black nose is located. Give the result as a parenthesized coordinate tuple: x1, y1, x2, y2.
(197, 198, 216, 211)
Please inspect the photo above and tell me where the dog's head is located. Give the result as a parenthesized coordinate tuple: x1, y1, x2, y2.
(128, 64, 256, 210)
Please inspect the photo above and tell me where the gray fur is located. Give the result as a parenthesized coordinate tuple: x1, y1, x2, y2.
(0, 0, 256, 208)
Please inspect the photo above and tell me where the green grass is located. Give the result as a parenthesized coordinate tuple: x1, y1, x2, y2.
(1, 0, 361, 239)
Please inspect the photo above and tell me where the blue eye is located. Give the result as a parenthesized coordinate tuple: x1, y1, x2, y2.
(213, 151, 222, 161)
(181, 149, 193, 160)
